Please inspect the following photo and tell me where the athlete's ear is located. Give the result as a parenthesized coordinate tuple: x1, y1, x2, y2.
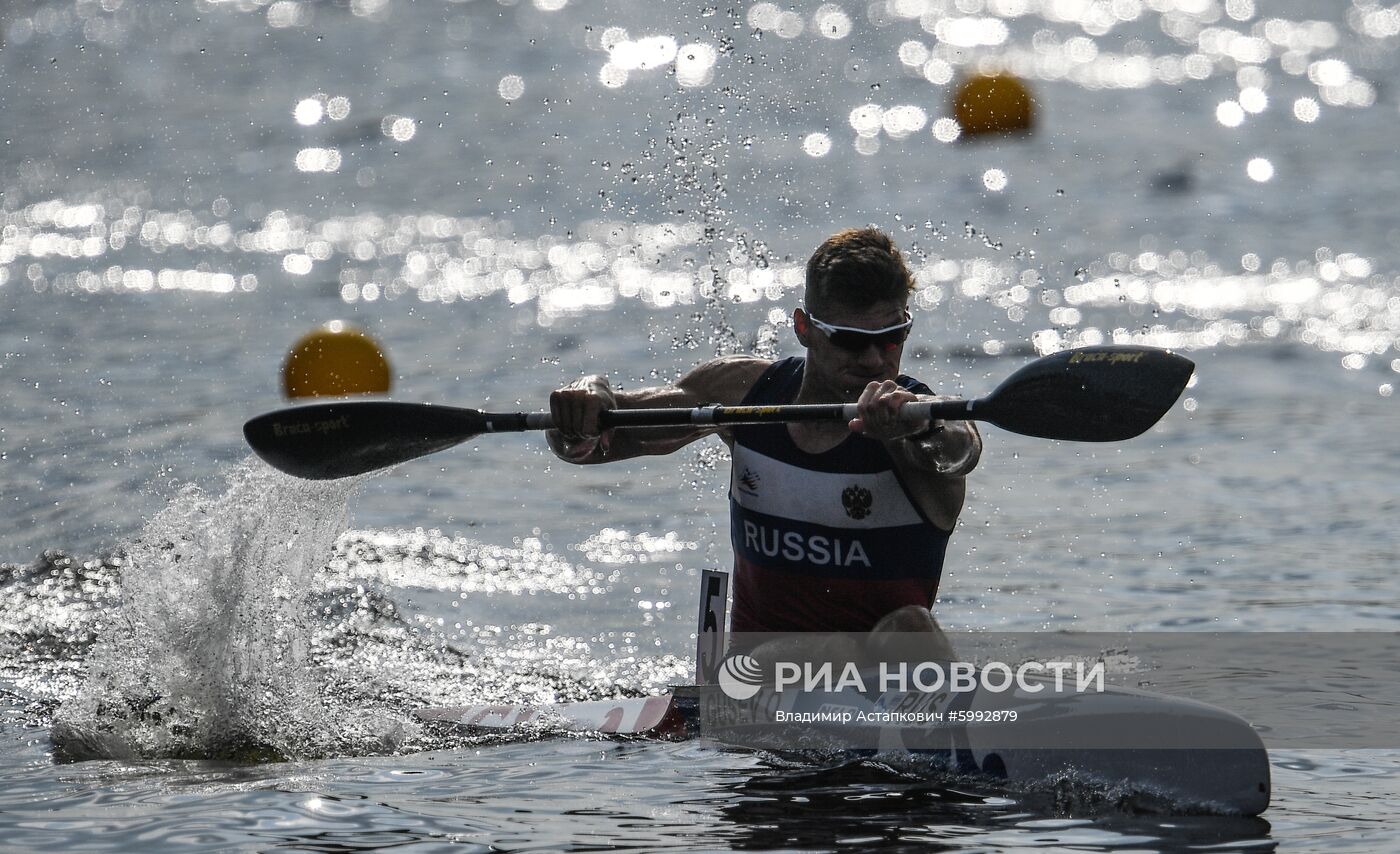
(793, 307, 810, 347)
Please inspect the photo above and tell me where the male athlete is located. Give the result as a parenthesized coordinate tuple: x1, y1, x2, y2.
(548, 228, 980, 649)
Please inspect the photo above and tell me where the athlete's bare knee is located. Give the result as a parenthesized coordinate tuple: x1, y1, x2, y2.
(867, 606, 955, 662)
(745, 632, 863, 674)
(872, 604, 939, 634)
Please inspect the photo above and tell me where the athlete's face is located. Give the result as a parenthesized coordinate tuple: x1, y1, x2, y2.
(794, 300, 910, 399)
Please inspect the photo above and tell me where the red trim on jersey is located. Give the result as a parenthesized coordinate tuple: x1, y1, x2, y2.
(730, 556, 936, 633)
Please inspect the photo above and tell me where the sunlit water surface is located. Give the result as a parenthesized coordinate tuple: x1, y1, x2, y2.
(3, 0, 1399, 850)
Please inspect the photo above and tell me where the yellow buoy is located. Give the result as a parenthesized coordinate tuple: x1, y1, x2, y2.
(952, 73, 1034, 139)
(282, 321, 392, 399)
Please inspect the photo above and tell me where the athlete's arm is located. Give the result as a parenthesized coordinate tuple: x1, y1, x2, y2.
(547, 355, 771, 464)
(887, 413, 981, 477)
(848, 380, 982, 530)
(848, 380, 981, 475)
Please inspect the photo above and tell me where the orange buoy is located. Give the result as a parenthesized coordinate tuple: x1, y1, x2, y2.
(952, 73, 1034, 139)
(281, 321, 392, 399)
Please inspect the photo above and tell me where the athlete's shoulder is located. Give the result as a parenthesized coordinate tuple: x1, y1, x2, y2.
(679, 355, 774, 405)
(896, 370, 933, 395)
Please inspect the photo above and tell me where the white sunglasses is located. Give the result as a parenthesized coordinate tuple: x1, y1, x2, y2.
(805, 312, 913, 352)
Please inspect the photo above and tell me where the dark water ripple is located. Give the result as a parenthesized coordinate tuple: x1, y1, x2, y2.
(3, 738, 1352, 852)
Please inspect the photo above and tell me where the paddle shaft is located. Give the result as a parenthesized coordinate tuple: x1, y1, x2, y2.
(243, 345, 1194, 479)
(479, 399, 971, 433)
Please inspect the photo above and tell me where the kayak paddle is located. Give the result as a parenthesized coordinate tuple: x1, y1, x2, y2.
(243, 345, 1194, 480)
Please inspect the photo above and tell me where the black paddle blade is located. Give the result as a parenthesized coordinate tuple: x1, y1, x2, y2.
(977, 346, 1194, 441)
(243, 401, 487, 479)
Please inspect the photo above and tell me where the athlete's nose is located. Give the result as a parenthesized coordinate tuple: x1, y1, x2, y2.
(853, 341, 888, 367)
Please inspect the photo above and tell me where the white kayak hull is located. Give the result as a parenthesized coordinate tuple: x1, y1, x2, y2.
(416, 676, 1270, 816)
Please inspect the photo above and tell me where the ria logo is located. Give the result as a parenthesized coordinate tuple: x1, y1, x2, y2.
(717, 653, 764, 700)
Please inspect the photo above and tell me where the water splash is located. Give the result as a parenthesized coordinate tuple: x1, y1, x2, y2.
(51, 458, 363, 761)
(31, 464, 692, 762)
